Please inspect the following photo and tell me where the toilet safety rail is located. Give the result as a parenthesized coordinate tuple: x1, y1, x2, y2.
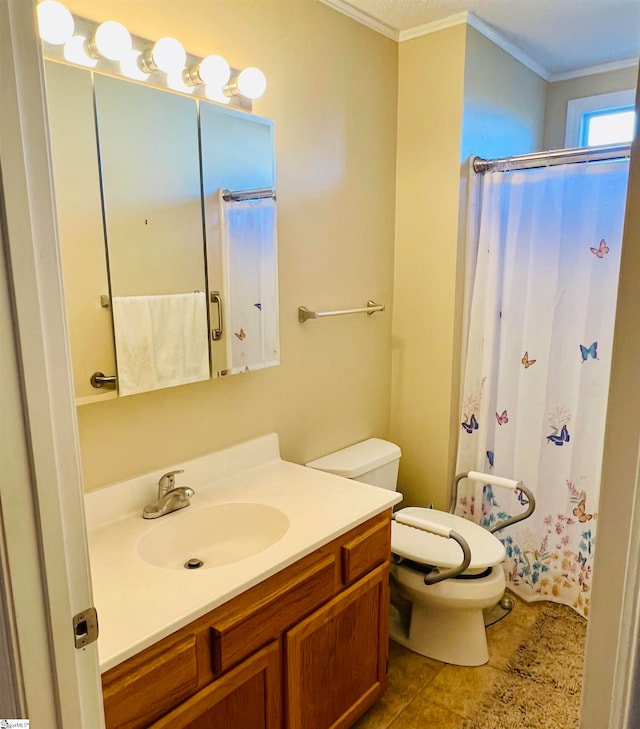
(393, 513, 472, 585)
(449, 471, 536, 533)
(392, 471, 535, 586)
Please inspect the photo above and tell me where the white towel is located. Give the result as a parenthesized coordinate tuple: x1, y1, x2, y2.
(112, 292, 210, 396)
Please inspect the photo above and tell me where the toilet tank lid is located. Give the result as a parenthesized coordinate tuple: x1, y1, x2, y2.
(305, 438, 401, 478)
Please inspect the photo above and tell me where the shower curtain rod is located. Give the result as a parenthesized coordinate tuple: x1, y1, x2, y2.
(473, 142, 632, 174)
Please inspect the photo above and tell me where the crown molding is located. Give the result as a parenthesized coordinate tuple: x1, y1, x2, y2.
(464, 13, 550, 80)
(398, 11, 550, 80)
(397, 11, 469, 42)
(318, 1, 638, 84)
(323, 3, 551, 80)
(318, 0, 399, 41)
(549, 56, 639, 82)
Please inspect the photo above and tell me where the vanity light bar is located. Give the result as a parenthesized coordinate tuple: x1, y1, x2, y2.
(37, 2, 267, 110)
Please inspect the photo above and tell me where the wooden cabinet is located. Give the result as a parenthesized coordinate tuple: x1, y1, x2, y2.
(102, 511, 391, 729)
(102, 635, 199, 728)
(286, 564, 389, 729)
(150, 642, 280, 729)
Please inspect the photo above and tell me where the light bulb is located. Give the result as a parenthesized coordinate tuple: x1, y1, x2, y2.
(237, 67, 267, 99)
(120, 50, 149, 81)
(147, 37, 186, 74)
(63, 36, 97, 67)
(90, 21, 131, 61)
(37, 0, 74, 45)
(197, 55, 230, 87)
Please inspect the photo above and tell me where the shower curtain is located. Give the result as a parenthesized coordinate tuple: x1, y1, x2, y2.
(456, 158, 629, 617)
(221, 196, 279, 374)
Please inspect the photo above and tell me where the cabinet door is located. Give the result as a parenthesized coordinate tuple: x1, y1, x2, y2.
(149, 641, 281, 729)
(285, 563, 389, 729)
(44, 61, 116, 403)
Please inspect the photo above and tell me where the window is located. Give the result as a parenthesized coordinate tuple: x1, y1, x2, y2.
(581, 107, 636, 146)
(565, 89, 636, 148)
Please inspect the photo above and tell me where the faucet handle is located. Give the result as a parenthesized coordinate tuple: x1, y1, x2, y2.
(158, 469, 184, 495)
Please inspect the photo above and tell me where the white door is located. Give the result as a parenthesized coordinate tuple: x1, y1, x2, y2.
(581, 84, 640, 726)
(0, 1, 104, 726)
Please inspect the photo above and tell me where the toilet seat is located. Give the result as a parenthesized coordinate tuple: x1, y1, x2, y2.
(392, 507, 506, 575)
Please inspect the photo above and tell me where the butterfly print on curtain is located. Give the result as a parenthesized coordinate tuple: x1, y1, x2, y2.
(580, 341, 598, 362)
(590, 238, 609, 258)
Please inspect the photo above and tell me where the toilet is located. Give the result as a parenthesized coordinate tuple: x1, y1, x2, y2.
(306, 438, 512, 667)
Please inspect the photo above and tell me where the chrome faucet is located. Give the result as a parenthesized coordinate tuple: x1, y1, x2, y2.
(142, 469, 195, 519)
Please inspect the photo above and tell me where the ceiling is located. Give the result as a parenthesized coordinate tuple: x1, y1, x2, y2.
(321, 0, 640, 79)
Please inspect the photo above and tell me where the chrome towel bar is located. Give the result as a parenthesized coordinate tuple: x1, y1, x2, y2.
(298, 300, 385, 323)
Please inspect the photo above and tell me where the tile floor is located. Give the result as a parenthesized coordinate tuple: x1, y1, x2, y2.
(353, 594, 546, 729)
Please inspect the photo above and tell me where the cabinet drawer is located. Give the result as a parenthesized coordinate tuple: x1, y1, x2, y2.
(210, 553, 336, 675)
(341, 514, 390, 585)
(149, 641, 281, 729)
(102, 635, 198, 729)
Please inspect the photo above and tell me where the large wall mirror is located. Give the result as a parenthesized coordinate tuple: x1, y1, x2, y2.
(44, 59, 278, 402)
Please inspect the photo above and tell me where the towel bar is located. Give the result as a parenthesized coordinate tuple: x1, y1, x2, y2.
(298, 300, 385, 323)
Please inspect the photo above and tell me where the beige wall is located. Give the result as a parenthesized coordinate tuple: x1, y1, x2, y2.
(391, 24, 546, 510)
(461, 26, 546, 160)
(544, 65, 638, 149)
(390, 25, 467, 509)
(59, 0, 398, 490)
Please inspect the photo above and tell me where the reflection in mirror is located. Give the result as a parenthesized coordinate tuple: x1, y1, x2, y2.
(219, 192, 279, 374)
(44, 60, 116, 403)
(200, 104, 279, 375)
(94, 76, 206, 297)
(93, 75, 210, 396)
(45, 60, 279, 400)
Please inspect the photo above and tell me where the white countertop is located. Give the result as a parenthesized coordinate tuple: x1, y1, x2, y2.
(85, 434, 402, 672)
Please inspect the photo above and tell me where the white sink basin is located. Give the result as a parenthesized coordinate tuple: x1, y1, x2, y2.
(137, 502, 289, 570)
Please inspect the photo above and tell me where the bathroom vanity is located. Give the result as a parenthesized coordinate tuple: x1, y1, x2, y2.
(102, 511, 390, 728)
(85, 435, 402, 729)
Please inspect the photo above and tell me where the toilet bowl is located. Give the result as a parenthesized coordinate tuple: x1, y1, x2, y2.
(390, 507, 506, 665)
(306, 439, 532, 667)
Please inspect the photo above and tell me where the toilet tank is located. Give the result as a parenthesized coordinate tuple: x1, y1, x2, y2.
(305, 438, 401, 491)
